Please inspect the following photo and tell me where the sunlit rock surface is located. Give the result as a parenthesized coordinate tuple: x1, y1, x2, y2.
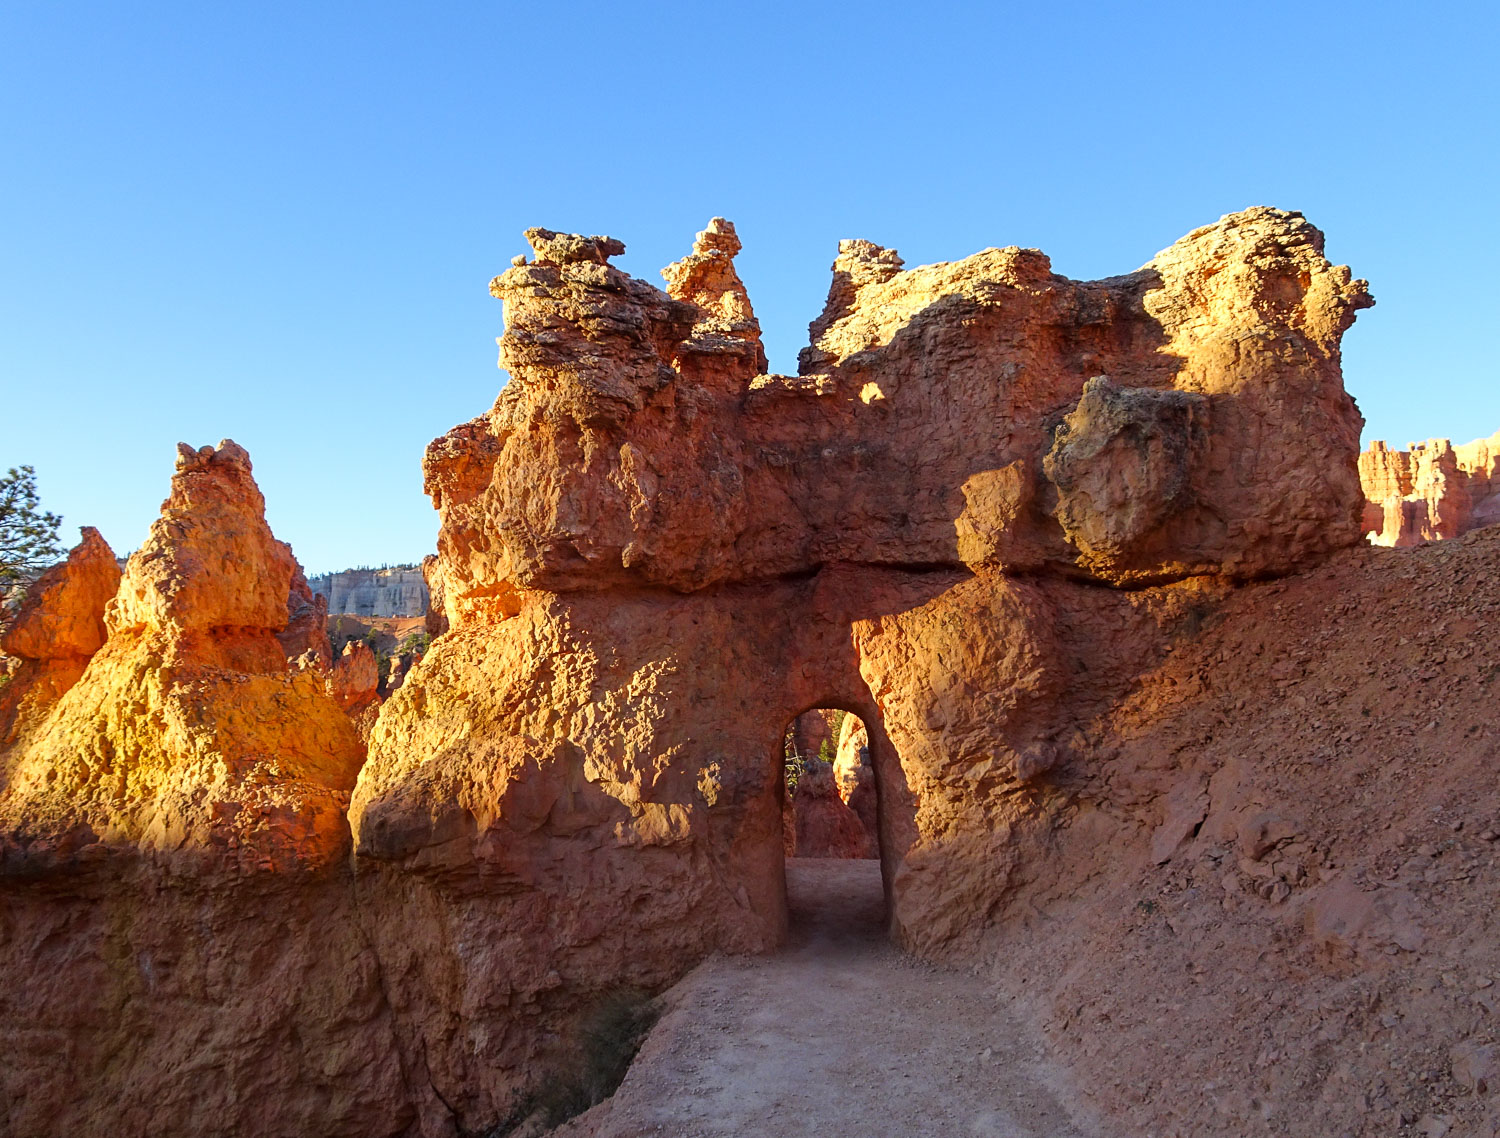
(1360, 429, 1500, 545)
(4, 210, 1428, 1138)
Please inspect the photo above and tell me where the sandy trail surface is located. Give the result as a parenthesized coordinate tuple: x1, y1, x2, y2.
(553, 859, 1096, 1137)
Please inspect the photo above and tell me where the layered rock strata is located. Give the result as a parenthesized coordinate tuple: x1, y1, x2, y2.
(1360, 429, 1500, 546)
(1, 209, 1384, 1137)
(311, 565, 429, 618)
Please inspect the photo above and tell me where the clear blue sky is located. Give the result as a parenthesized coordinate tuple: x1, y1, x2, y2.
(3, 2, 1496, 573)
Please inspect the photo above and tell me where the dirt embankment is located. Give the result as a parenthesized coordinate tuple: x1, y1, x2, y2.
(980, 529, 1500, 1137)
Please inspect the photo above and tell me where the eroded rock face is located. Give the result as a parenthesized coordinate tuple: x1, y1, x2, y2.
(1044, 377, 1211, 581)
(833, 714, 879, 842)
(328, 638, 382, 744)
(427, 206, 1368, 610)
(1360, 430, 1500, 546)
(330, 639, 380, 712)
(383, 651, 413, 694)
(1, 440, 365, 869)
(421, 553, 449, 637)
(0, 443, 400, 1138)
(342, 207, 1374, 1127)
(279, 563, 333, 666)
(0, 527, 120, 750)
(789, 759, 878, 859)
(789, 708, 839, 762)
(2, 210, 1380, 1137)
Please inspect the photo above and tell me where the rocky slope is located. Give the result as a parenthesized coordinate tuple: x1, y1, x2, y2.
(975, 528, 1500, 1137)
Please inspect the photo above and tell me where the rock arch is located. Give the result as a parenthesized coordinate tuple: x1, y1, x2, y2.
(0, 209, 1376, 1136)
(344, 210, 1372, 1123)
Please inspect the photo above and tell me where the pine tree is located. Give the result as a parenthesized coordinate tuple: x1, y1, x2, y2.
(1, 465, 64, 614)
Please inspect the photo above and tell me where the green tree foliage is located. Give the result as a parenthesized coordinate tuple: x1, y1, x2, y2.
(783, 727, 803, 794)
(364, 629, 393, 682)
(398, 630, 431, 657)
(784, 709, 850, 793)
(1, 465, 63, 616)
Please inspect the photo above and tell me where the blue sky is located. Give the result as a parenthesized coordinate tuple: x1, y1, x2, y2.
(3, 1, 1496, 572)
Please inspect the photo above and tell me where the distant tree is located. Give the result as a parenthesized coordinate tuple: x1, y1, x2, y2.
(1, 466, 63, 616)
(783, 728, 803, 794)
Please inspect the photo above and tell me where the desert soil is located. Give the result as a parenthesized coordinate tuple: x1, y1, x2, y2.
(552, 858, 1098, 1137)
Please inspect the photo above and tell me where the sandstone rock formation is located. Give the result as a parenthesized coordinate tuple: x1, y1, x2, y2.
(344, 206, 1374, 1127)
(330, 639, 380, 712)
(328, 638, 382, 743)
(383, 651, 413, 694)
(781, 710, 880, 859)
(833, 714, 879, 842)
(0, 444, 402, 1138)
(421, 552, 449, 637)
(278, 563, 334, 666)
(0, 526, 120, 751)
(788, 758, 878, 859)
(1360, 429, 1500, 546)
(2, 210, 1407, 1138)
(310, 565, 429, 618)
(1, 441, 366, 870)
(427, 207, 1368, 605)
(788, 708, 840, 763)
(832, 713, 868, 796)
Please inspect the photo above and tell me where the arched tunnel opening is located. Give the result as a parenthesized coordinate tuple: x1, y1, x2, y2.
(778, 707, 890, 946)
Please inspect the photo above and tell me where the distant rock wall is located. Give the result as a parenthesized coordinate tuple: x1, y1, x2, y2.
(310, 566, 428, 617)
(1359, 429, 1500, 546)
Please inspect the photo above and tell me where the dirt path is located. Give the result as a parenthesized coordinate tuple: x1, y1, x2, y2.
(552, 859, 1097, 1138)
